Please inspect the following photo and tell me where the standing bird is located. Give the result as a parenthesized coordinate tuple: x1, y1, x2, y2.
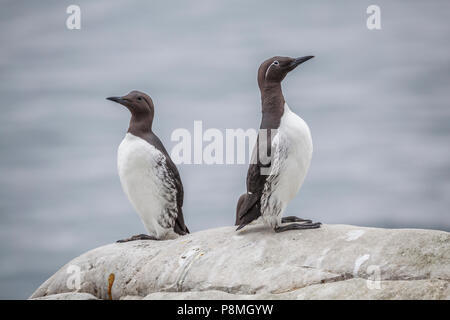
(107, 91, 189, 242)
(235, 56, 321, 233)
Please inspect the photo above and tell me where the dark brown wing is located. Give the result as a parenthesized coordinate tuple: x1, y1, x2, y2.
(164, 154, 189, 235)
(170, 161, 189, 235)
(147, 133, 189, 235)
(236, 130, 274, 230)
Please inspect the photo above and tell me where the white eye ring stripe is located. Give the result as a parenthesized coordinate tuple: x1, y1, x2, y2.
(265, 61, 279, 79)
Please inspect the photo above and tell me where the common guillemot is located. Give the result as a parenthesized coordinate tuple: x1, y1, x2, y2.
(107, 91, 189, 242)
(235, 56, 321, 233)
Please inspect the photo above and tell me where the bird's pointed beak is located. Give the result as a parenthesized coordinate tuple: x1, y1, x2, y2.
(288, 55, 314, 70)
(106, 96, 128, 107)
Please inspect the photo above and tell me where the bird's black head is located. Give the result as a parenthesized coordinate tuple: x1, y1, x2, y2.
(106, 90, 154, 116)
(257, 55, 314, 89)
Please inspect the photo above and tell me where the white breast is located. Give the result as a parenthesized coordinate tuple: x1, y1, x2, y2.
(117, 133, 175, 239)
(276, 103, 313, 202)
(261, 103, 313, 227)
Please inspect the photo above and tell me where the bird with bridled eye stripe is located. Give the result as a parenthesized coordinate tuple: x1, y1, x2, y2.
(235, 56, 322, 233)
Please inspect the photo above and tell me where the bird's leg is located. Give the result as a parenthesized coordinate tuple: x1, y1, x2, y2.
(281, 216, 312, 224)
(116, 234, 158, 243)
(274, 222, 321, 233)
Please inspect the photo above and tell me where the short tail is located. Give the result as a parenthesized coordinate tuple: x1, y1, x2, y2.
(236, 223, 247, 231)
(174, 207, 190, 235)
(235, 193, 260, 231)
(235, 194, 247, 226)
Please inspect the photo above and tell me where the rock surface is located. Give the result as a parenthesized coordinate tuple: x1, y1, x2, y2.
(31, 292, 98, 300)
(30, 224, 450, 300)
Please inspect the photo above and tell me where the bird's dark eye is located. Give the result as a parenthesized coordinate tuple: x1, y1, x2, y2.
(273, 61, 279, 66)
(137, 97, 142, 101)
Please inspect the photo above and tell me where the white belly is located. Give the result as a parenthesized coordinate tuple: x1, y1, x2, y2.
(276, 103, 313, 202)
(117, 133, 175, 239)
(261, 103, 313, 227)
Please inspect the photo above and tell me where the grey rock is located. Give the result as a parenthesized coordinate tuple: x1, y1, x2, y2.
(31, 292, 98, 300)
(30, 224, 450, 300)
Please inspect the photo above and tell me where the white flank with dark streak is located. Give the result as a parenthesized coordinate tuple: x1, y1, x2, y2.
(117, 133, 178, 239)
(261, 103, 313, 228)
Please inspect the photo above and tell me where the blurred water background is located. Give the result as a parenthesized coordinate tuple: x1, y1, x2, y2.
(0, 0, 449, 298)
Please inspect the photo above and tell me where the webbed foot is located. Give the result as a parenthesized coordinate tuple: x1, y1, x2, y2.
(281, 216, 313, 224)
(274, 222, 322, 233)
(116, 234, 158, 243)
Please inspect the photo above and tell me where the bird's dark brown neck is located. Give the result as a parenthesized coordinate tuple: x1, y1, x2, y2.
(260, 82, 285, 129)
(128, 113, 153, 137)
